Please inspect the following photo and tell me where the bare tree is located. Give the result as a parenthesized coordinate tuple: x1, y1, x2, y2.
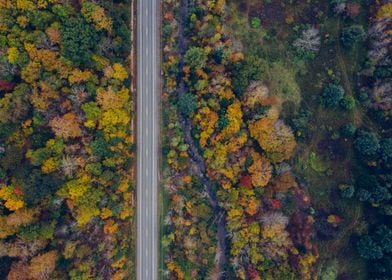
(293, 27, 321, 54)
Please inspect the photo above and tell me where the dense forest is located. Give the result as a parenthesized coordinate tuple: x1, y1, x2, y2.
(161, 0, 391, 279)
(0, 1, 135, 279)
(0, 0, 390, 279)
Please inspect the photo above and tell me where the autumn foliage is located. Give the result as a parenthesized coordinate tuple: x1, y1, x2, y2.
(0, 1, 134, 278)
(162, 0, 317, 278)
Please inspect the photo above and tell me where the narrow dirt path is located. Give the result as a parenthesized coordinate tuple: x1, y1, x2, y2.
(335, 19, 372, 128)
(177, 0, 228, 276)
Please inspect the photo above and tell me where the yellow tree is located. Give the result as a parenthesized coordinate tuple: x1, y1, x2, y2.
(113, 63, 129, 81)
(194, 106, 217, 147)
(0, 185, 24, 211)
(7, 47, 19, 64)
(247, 151, 272, 187)
(30, 82, 59, 111)
(21, 61, 41, 84)
(81, 2, 113, 32)
(97, 87, 129, 111)
(248, 109, 296, 163)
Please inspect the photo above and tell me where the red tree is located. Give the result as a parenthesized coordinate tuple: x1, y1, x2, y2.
(0, 80, 15, 92)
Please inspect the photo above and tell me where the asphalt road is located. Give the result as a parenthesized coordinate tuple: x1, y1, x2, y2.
(136, 0, 159, 279)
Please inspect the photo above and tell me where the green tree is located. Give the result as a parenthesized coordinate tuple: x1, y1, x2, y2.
(321, 84, 345, 108)
(357, 236, 383, 259)
(28, 11, 54, 29)
(82, 102, 101, 123)
(380, 138, 392, 165)
(90, 133, 111, 158)
(320, 260, 338, 280)
(375, 225, 392, 253)
(86, 163, 103, 176)
(52, 4, 74, 18)
(232, 56, 267, 96)
(177, 93, 198, 117)
(354, 130, 380, 159)
(60, 16, 98, 66)
(184, 47, 207, 70)
(370, 186, 391, 204)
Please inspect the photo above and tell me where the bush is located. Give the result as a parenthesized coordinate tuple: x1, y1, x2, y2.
(163, 23, 171, 37)
(339, 184, 355, 198)
(340, 25, 366, 48)
(340, 123, 356, 137)
(358, 89, 370, 102)
(250, 17, 261, 29)
(340, 95, 355, 110)
(321, 84, 345, 108)
(320, 260, 338, 280)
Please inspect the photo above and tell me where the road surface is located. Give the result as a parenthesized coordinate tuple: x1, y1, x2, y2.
(136, 0, 159, 279)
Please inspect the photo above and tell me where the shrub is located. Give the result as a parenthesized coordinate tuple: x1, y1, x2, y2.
(340, 25, 366, 48)
(320, 260, 338, 280)
(250, 17, 261, 29)
(340, 95, 356, 110)
(358, 89, 370, 102)
(340, 123, 356, 137)
(339, 184, 355, 198)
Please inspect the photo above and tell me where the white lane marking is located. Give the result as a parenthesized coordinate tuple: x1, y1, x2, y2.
(137, 1, 142, 276)
(152, 1, 159, 276)
(151, 2, 158, 278)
